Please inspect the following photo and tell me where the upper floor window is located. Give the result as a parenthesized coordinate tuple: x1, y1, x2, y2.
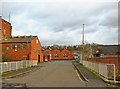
(17, 44, 20, 49)
(4, 28, 6, 36)
(23, 43, 27, 49)
(34, 48, 36, 55)
(6, 46, 10, 50)
(36, 40, 38, 44)
(12, 44, 15, 49)
(54, 53, 58, 58)
(63, 53, 68, 58)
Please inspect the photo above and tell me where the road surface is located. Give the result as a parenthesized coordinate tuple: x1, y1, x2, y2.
(3, 61, 108, 87)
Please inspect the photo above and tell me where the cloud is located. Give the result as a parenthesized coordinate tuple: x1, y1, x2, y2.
(1, 1, 118, 46)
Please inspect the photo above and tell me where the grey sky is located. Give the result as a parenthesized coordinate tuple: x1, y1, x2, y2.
(1, 0, 118, 46)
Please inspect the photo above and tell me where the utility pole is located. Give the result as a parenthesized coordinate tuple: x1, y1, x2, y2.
(82, 24, 85, 62)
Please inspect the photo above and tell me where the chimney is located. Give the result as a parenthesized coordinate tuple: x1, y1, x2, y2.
(17, 35, 20, 38)
(23, 35, 26, 38)
(30, 35, 32, 38)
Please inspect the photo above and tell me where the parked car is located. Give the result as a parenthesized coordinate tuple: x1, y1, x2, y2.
(44, 59, 48, 62)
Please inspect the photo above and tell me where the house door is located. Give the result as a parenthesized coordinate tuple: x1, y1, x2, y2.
(38, 55, 40, 63)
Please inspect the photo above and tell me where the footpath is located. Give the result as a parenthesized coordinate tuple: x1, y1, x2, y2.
(73, 61, 120, 88)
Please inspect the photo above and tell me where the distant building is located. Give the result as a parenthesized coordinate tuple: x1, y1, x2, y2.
(43, 48, 73, 61)
(43, 48, 52, 61)
(0, 18, 43, 62)
(51, 49, 61, 60)
(61, 49, 73, 60)
(101, 45, 120, 56)
(93, 45, 120, 57)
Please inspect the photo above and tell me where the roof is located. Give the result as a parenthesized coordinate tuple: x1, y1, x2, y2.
(1, 36, 37, 43)
(101, 45, 120, 55)
(0, 18, 11, 25)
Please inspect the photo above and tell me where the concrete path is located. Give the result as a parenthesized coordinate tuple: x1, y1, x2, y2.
(73, 62, 109, 87)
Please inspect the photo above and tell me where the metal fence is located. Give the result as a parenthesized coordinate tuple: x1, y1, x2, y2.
(0, 60, 38, 74)
(83, 60, 116, 81)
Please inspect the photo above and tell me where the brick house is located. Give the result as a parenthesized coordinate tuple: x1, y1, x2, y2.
(51, 49, 61, 60)
(43, 48, 52, 61)
(2, 36, 43, 62)
(0, 18, 43, 63)
(61, 49, 73, 60)
(43, 48, 73, 61)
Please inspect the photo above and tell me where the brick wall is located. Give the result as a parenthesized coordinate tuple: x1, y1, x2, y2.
(0, 18, 12, 38)
(2, 42, 31, 61)
(87, 56, 120, 79)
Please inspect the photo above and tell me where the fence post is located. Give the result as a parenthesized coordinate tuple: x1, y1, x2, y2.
(10, 62, 11, 71)
(0, 63, 2, 74)
(26, 60, 27, 68)
(113, 64, 116, 83)
(16, 62, 17, 70)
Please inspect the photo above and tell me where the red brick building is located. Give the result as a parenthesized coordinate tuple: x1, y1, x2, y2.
(0, 18, 43, 62)
(0, 18, 12, 38)
(61, 49, 73, 60)
(43, 49, 52, 61)
(43, 48, 73, 61)
(51, 49, 62, 60)
(2, 36, 43, 62)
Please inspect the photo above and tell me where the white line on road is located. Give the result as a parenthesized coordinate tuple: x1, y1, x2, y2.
(75, 70, 84, 82)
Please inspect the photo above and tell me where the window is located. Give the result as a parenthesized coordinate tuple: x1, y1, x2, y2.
(63, 53, 68, 58)
(4, 28, 6, 36)
(12, 44, 15, 49)
(34, 48, 36, 55)
(54, 53, 58, 58)
(17, 44, 20, 49)
(23, 43, 27, 49)
(38, 50, 40, 54)
(36, 40, 38, 44)
(6, 46, 10, 50)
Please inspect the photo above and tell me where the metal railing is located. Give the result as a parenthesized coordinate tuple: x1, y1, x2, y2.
(83, 60, 116, 82)
(0, 60, 37, 74)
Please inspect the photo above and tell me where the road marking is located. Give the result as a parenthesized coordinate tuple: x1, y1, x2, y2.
(75, 70, 84, 82)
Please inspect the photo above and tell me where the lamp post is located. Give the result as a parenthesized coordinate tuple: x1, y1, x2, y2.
(82, 24, 85, 63)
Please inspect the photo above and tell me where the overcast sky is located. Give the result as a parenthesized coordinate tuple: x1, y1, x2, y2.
(0, 0, 119, 46)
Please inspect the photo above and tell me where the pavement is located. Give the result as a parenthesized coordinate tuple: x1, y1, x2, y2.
(73, 61, 120, 85)
(72, 61, 110, 87)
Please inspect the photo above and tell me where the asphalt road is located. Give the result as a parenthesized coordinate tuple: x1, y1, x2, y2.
(3, 61, 85, 87)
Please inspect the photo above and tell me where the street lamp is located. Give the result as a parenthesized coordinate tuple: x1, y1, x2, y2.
(82, 24, 85, 63)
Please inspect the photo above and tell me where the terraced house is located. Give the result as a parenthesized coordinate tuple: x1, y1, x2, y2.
(43, 48, 73, 61)
(0, 18, 43, 63)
